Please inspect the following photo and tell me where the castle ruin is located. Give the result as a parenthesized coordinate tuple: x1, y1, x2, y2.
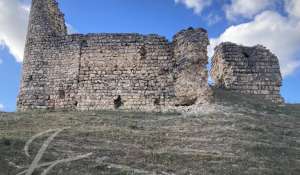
(211, 42, 284, 103)
(17, 0, 284, 111)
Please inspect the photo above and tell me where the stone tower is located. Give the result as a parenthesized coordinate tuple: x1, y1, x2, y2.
(17, 0, 67, 110)
(211, 42, 284, 103)
(26, 0, 67, 40)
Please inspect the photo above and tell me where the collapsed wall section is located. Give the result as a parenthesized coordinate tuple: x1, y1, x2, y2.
(211, 42, 284, 103)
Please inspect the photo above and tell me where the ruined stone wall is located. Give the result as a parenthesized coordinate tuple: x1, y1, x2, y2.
(77, 34, 176, 111)
(18, 0, 284, 112)
(27, 0, 67, 40)
(211, 42, 284, 103)
(173, 28, 211, 106)
(17, 0, 212, 111)
(46, 36, 82, 109)
(18, 28, 212, 111)
(18, 36, 81, 110)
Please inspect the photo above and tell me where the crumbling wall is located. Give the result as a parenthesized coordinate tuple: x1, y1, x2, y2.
(27, 0, 67, 40)
(173, 28, 211, 106)
(211, 42, 284, 103)
(18, 0, 285, 112)
(17, 0, 212, 111)
(76, 34, 176, 111)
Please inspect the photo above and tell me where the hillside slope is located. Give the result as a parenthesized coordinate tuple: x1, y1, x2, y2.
(0, 91, 299, 175)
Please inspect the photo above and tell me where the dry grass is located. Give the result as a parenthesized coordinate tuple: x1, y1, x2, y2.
(0, 93, 299, 175)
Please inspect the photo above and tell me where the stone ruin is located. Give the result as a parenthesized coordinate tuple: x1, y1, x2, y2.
(17, 0, 284, 111)
(211, 42, 284, 103)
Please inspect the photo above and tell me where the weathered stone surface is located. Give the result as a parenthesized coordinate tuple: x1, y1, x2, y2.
(17, 0, 284, 112)
(211, 42, 284, 103)
(173, 28, 212, 105)
(17, 0, 211, 111)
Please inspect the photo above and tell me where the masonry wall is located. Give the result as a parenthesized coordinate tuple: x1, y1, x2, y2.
(18, 28, 212, 111)
(17, 0, 69, 110)
(77, 34, 176, 111)
(46, 36, 82, 109)
(17, 0, 212, 111)
(19, 0, 285, 112)
(173, 28, 211, 106)
(211, 42, 284, 103)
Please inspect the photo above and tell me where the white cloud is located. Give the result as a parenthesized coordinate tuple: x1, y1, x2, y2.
(0, 0, 77, 62)
(0, 0, 30, 62)
(210, 10, 300, 77)
(285, 0, 300, 18)
(175, 0, 212, 14)
(206, 13, 222, 26)
(0, 103, 4, 111)
(66, 23, 78, 34)
(225, 0, 276, 21)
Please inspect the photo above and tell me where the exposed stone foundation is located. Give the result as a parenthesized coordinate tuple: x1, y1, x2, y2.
(211, 42, 284, 103)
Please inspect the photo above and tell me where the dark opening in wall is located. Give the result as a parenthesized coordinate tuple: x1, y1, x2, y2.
(139, 46, 147, 60)
(81, 39, 88, 47)
(154, 98, 160, 106)
(73, 101, 78, 107)
(243, 50, 256, 69)
(247, 60, 256, 69)
(175, 97, 198, 106)
(243, 51, 250, 58)
(114, 95, 123, 109)
(58, 90, 65, 99)
(28, 75, 33, 82)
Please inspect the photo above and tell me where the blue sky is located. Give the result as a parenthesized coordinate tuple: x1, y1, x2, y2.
(0, 0, 300, 111)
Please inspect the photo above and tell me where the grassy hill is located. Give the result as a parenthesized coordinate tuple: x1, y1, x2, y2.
(0, 90, 299, 175)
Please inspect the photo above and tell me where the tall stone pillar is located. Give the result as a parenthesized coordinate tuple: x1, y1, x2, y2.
(173, 28, 211, 106)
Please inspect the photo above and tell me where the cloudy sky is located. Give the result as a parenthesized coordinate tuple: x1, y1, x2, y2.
(0, 0, 299, 111)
